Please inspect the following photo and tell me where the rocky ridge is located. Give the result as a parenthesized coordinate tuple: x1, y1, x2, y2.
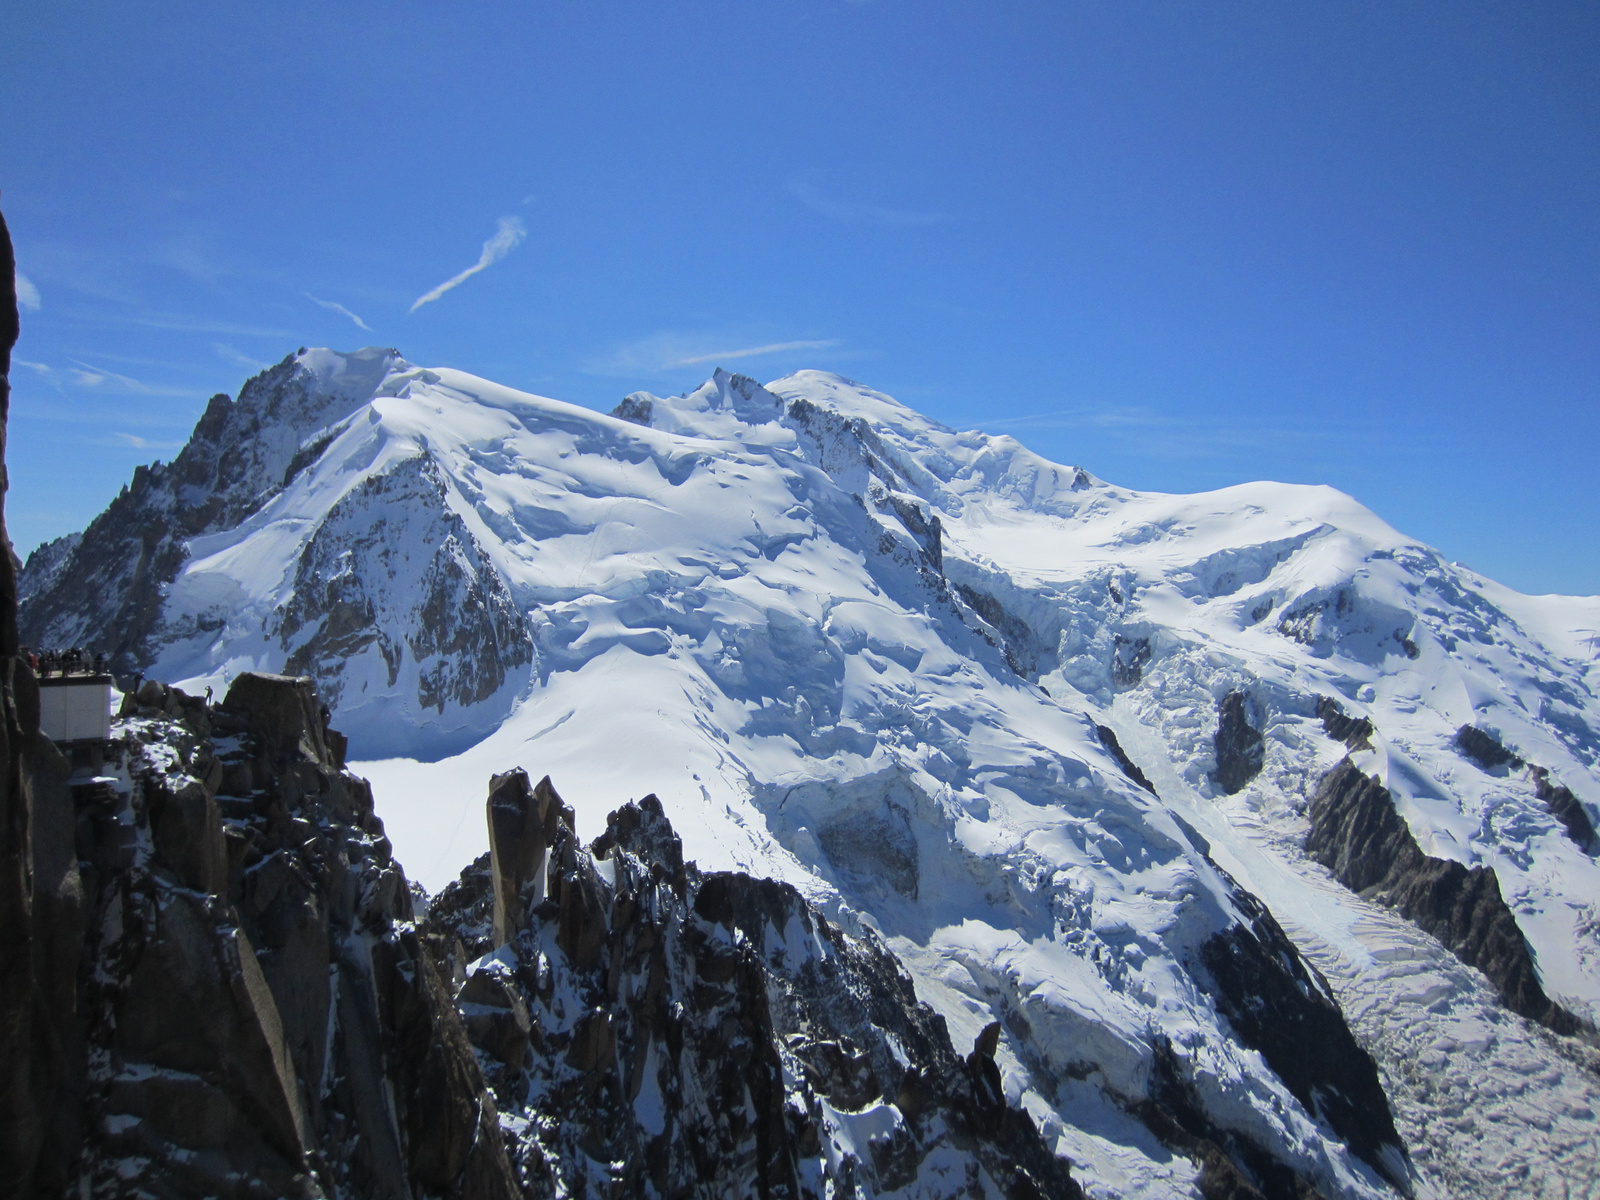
(14, 667, 1100, 1199)
(1305, 756, 1582, 1036)
(424, 771, 1087, 1199)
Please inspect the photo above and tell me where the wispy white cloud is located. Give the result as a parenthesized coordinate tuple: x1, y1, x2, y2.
(59, 360, 202, 399)
(70, 360, 153, 391)
(106, 313, 294, 338)
(788, 176, 951, 227)
(14, 272, 41, 311)
(410, 216, 527, 313)
(305, 292, 372, 331)
(668, 339, 841, 367)
(107, 431, 185, 451)
(13, 359, 53, 375)
(587, 332, 844, 377)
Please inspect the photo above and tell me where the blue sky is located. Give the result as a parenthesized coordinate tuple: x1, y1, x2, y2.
(4, 1, 1597, 594)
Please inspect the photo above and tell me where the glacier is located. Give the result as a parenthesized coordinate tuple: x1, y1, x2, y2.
(20, 347, 1600, 1199)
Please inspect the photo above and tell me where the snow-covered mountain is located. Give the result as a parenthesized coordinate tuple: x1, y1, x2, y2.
(22, 348, 1600, 1199)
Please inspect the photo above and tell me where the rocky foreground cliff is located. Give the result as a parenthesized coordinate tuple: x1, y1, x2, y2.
(6, 674, 519, 1198)
(2, 671, 1105, 1199)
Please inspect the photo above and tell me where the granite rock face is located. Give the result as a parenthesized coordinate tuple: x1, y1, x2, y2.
(29, 674, 519, 1200)
(0, 201, 91, 1200)
(422, 777, 1087, 1200)
(486, 769, 566, 945)
(0, 649, 84, 1198)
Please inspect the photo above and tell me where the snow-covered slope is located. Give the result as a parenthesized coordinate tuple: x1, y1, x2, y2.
(22, 350, 1600, 1199)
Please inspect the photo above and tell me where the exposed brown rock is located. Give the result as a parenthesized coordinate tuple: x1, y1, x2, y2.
(221, 670, 336, 768)
(0, 663, 524, 1199)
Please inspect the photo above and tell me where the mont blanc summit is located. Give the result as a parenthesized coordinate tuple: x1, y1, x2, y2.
(21, 348, 1600, 1199)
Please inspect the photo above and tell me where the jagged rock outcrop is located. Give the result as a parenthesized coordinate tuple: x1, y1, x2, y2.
(1095, 723, 1156, 793)
(1212, 691, 1264, 794)
(486, 768, 564, 944)
(422, 773, 1086, 1199)
(1306, 758, 1581, 1035)
(1316, 697, 1373, 752)
(1452, 726, 1520, 773)
(1530, 766, 1596, 853)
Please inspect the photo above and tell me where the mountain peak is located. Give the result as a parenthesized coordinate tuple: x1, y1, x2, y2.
(18, 351, 1600, 1199)
(293, 345, 410, 398)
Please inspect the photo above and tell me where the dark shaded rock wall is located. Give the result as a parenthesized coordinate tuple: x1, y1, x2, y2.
(1316, 698, 1373, 752)
(1306, 758, 1581, 1035)
(1095, 723, 1156, 794)
(0, 199, 94, 1200)
(1199, 887, 1406, 1195)
(1453, 726, 1520, 772)
(1213, 691, 1265, 795)
(69, 673, 520, 1199)
(1531, 766, 1596, 853)
(0, 662, 519, 1198)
